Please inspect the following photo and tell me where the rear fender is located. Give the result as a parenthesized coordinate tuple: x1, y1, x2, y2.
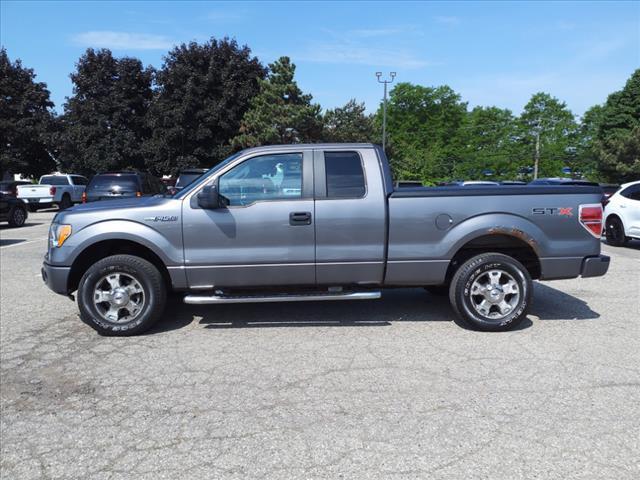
(443, 214, 546, 259)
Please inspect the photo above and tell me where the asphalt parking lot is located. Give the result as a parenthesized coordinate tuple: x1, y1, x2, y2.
(1, 210, 639, 479)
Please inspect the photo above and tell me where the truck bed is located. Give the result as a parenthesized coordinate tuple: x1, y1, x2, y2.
(390, 185, 604, 197)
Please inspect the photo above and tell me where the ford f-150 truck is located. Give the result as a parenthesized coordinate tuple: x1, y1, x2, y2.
(18, 174, 89, 211)
(42, 144, 610, 335)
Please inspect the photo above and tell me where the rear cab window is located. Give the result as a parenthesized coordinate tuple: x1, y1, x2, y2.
(324, 151, 366, 198)
(40, 176, 70, 186)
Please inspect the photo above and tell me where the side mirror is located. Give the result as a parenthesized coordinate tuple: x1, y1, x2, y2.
(197, 183, 221, 209)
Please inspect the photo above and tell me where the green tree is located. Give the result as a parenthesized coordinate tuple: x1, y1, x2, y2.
(455, 106, 518, 180)
(517, 92, 579, 179)
(147, 38, 265, 174)
(322, 99, 375, 143)
(594, 69, 640, 182)
(57, 49, 153, 175)
(0, 48, 56, 179)
(381, 83, 468, 182)
(232, 56, 322, 148)
(572, 104, 605, 179)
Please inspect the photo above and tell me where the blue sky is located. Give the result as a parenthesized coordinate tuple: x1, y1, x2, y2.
(1, 1, 638, 116)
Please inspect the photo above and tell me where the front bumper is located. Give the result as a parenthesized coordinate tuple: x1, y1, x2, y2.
(41, 262, 71, 295)
(581, 254, 610, 278)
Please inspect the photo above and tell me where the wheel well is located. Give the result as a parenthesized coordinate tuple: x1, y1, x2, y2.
(445, 234, 541, 282)
(605, 213, 623, 224)
(67, 240, 172, 293)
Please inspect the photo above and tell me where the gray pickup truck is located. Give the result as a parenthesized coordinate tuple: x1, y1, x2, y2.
(42, 144, 609, 335)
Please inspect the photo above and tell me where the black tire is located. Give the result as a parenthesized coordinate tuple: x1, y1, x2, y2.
(28, 204, 39, 212)
(605, 216, 627, 247)
(8, 206, 27, 227)
(77, 254, 166, 336)
(424, 285, 449, 296)
(59, 193, 72, 210)
(449, 253, 532, 332)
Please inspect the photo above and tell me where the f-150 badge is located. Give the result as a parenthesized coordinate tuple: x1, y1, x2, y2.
(144, 215, 178, 222)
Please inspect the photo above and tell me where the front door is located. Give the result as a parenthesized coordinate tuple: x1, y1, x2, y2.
(182, 151, 315, 289)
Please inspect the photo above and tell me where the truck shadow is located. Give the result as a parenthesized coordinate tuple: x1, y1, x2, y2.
(152, 283, 600, 334)
(0, 238, 27, 247)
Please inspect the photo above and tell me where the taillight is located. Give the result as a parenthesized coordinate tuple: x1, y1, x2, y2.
(81, 191, 87, 204)
(136, 191, 142, 197)
(49, 186, 57, 196)
(579, 204, 603, 238)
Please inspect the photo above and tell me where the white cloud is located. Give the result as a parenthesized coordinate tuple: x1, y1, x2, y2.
(71, 31, 174, 50)
(206, 9, 247, 21)
(298, 44, 432, 69)
(434, 16, 461, 26)
(348, 28, 404, 38)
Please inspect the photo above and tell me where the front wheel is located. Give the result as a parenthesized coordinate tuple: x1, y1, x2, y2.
(78, 255, 166, 336)
(449, 253, 532, 331)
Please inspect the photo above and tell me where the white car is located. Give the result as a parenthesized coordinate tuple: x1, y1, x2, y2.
(17, 174, 88, 211)
(604, 180, 640, 246)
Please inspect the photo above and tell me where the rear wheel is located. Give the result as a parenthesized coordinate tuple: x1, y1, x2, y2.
(449, 253, 532, 331)
(8, 205, 27, 227)
(59, 193, 72, 210)
(605, 216, 627, 247)
(28, 204, 39, 212)
(78, 255, 166, 336)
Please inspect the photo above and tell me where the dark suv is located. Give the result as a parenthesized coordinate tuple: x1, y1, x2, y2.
(174, 168, 208, 193)
(83, 172, 166, 203)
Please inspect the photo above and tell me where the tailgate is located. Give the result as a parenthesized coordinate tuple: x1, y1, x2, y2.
(17, 184, 51, 199)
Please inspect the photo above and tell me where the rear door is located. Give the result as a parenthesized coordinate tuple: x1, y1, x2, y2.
(313, 148, 387, 285)
(182, 150, 316, 288)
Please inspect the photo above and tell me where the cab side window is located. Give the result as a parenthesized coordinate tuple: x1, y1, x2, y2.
(324, 151, 365, 198)
(219, 153, 303, 206)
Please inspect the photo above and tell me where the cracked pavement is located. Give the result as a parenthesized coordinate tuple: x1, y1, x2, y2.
(1, 210, 639, 479)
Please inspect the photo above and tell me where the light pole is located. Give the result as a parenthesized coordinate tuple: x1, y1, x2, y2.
(376, 71, 396, 152)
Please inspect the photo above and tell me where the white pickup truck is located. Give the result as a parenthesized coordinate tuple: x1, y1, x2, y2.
(17, 174, 89, 211)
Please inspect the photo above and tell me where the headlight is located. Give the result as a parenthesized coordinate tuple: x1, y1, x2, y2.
(50, 224, 72, 248)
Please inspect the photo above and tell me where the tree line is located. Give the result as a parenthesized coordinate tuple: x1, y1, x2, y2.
(1, 38, 638, 184)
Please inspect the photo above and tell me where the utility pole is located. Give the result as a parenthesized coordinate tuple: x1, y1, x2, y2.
(533, 130, 540, 180)
(376, 72, 396, 152)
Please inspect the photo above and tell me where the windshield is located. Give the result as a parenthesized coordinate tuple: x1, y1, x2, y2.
(174, 152, 243, 199)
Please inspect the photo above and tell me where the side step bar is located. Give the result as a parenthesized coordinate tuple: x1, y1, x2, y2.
(184, 291, 381, 305)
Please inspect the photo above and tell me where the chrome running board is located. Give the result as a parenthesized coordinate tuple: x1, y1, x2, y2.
(184, 291, 381, 305)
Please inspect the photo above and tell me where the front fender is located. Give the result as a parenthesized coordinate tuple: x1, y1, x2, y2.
(49, 219, 183, 267)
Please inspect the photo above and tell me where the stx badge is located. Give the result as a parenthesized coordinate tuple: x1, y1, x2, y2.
(532, 207, 573, 216)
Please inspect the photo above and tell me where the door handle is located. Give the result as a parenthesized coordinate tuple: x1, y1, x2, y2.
(289, 211, 312, 225)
